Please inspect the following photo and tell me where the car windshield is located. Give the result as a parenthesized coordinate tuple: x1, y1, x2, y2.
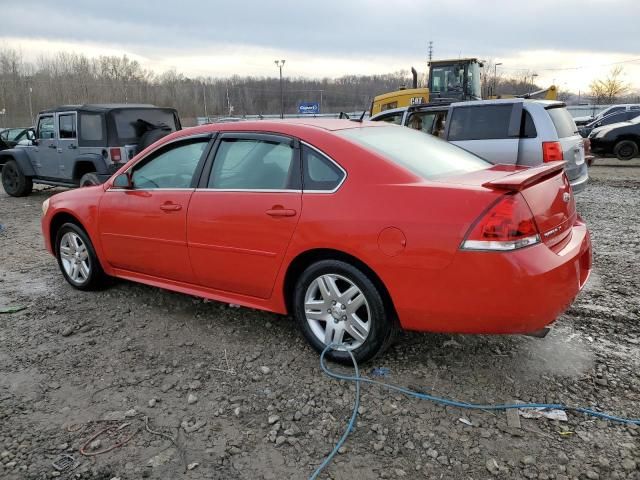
(337, 125, 491, 180)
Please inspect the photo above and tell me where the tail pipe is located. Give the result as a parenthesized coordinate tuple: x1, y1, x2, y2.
(411, 67, 418, 89)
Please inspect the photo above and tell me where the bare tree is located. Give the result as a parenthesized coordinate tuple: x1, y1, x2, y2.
(589, 66, 630, 104)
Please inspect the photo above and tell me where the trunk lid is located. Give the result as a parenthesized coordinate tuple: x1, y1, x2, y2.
(439, 162, 576, 250)
(482, 162, 576, 249)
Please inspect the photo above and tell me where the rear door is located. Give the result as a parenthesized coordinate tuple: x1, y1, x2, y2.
(446, 101, 522, 164)
(187, 133, 302, 299)
(56, 112, 78, 180)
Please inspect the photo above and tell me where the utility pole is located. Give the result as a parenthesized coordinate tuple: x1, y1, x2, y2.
(202, 82, 208, 121)
(28, 86, 34, 125)
(530, 73, 538, 94)
(274, 59, 286, 119)
(319, 90, 323, 114)
(428, 41, 433, 63)
(493, 62, 502, 98)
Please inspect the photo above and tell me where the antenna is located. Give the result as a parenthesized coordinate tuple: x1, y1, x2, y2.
(428, 41, 433, 63)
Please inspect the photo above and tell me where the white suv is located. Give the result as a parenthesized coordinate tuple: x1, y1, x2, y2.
(371, 99, 589, 193)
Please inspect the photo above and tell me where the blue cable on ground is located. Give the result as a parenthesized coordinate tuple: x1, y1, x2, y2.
(309, 344, 640, 479)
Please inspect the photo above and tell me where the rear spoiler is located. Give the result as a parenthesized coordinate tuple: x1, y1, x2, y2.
(482, 162, 566, 191)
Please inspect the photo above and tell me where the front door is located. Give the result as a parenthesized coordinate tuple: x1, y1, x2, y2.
(33, 115, 58, 178)
(98, 137, 211, 283)
(188, 133, 302, 299)
(56, 112, 78, 181)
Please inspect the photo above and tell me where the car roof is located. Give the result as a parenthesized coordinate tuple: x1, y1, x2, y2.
(39, 104, 176, 114)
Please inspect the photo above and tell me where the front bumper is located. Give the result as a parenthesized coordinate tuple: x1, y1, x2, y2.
(388, 220, 592, 334)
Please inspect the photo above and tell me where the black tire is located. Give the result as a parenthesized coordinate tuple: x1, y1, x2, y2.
(1, 159, 33, 197)
(293, 259, 395, 364)
(138, 127, 171, 152)
(613, 140, 639, 161)
(55, 222, 106, 291)
(79, 172, 100, 187)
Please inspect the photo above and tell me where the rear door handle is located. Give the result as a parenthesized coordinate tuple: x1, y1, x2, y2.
(266, 208, 297, 217)
(160, 203, 182, 212)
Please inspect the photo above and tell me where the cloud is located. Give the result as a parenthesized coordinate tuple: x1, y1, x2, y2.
(2, 0, 640, 91)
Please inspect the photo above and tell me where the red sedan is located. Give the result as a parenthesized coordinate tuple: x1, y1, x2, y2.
(41, 120, 592, 363)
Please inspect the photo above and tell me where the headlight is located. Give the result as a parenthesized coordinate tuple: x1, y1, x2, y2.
(42, 198, 50, 215)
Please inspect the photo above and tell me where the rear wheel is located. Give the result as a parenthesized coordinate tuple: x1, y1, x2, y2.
(613, 140, 638, 161)
(55, 223, 105, 290)
(79, 172, 100, 187)
(1, 160, 33, 197)
(293, 260, 394, 364)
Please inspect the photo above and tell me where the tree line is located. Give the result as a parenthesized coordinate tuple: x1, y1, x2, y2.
(1, 48, 637, 128)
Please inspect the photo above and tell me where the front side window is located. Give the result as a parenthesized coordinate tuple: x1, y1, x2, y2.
(59, 114, 76, 139)
(37, 116, 55, 140)
(131, 140, 208, 189)
(448, 104, 513, 141)
(208, 138, 296, 190)
(302, 146, 344, 191)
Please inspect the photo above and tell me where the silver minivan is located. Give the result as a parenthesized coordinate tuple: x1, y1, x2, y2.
(371, 99, 589, 193)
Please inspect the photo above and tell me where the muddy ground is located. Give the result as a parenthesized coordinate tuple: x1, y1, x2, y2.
(0, 158, 638, 480)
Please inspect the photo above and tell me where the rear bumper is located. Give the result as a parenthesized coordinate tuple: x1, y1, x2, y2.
(388, 220, 592, 334)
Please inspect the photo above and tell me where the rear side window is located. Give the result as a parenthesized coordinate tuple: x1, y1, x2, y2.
(447, 105, 512, 141)
(338, 126, 490, 180)
(79, 114, 105, 142)
(546, 107, 578, 138)
(59, 114, 76, 139)
(521, 111, 537, 138)
(208, 138, 296, 190)
(302, 145, 345, 191)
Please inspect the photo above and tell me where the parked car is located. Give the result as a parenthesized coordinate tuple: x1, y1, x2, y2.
(0, 104, 181, 197)
(0, 127, 35, 147)
(578, 110, 640, 138)
(41, 120, 592, 363)
(371, 99, 589, 193)
(573, 104, 640, 126)
(589, 115, 640, 160)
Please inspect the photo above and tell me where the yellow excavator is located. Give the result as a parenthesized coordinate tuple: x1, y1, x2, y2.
(370, 58, 557, 115)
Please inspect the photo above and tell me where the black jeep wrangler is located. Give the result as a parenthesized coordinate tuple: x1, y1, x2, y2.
(0, 104, 181, 197)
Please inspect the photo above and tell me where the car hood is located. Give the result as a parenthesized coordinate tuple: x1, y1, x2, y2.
(589, 121, 632, 138)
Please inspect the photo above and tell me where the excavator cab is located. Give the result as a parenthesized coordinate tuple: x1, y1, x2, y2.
(427, 58, 482, 102)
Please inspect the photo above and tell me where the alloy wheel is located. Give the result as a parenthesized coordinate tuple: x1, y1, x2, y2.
(304, 273, 371, 350)
(59, 232, 91, 284)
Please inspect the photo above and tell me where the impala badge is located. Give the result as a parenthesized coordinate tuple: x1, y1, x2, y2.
(563, 192, 571, 203)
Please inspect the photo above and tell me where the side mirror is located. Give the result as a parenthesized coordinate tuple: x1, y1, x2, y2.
(113, 172, 133, 189)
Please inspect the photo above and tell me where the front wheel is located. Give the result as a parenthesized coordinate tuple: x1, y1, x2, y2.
(613, 140, 638, 161)
(1, 160, 33, 197)
(55, 223, 105, 290)
(293, 260, 394, 364)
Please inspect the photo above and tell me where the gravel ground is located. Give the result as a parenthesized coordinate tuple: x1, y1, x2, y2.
(0, 158, 638, 480)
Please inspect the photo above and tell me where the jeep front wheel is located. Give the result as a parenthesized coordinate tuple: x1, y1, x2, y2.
(79, 172, 100, 187)
(1, 160, 33, 197)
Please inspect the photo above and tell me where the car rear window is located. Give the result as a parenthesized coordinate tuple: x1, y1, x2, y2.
(447, 104, 513, 141)
(546, 106, 578, 138)
(111, 109, 178, 143)
(337, 125, 490, 180)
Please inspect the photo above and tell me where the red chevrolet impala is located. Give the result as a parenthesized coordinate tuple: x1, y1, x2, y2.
(41, 120, 592, 362)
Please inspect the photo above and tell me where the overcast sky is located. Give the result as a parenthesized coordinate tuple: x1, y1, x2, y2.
(2, 0, 639, 92)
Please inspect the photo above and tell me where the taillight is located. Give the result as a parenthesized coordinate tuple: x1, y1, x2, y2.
(542, 141, 563, 162)
(110, 147, 122, 163)
(461, 193, 540, 251)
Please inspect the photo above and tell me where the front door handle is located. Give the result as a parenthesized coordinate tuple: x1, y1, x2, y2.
(68, 144, 77, 149)
(160, 203, 182, 212)
(48, 144, 57, 149)
(266, 207, 297, 217)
